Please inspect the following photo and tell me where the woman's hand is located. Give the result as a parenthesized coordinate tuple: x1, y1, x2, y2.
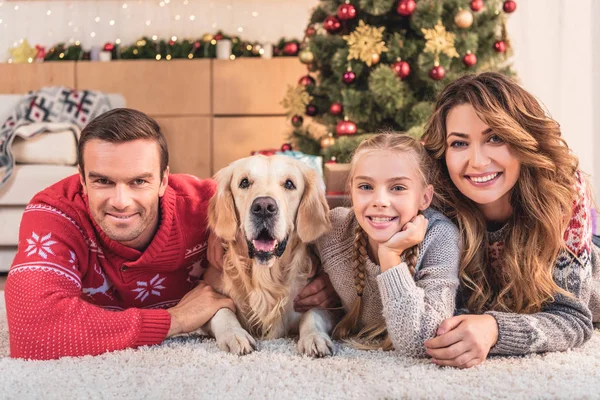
(423, 314, 499, 368)
(378, 214, 428, 272)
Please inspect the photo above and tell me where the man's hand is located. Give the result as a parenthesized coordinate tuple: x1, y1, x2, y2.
(166, 282, 235, 337)
(378, 214, 428, 272)
(207, 230, 225, 270)
(423, 314, 498, 369)
(294, 270, 340, 312)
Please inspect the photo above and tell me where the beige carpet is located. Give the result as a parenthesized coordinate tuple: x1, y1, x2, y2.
(1, 294, 599, 400)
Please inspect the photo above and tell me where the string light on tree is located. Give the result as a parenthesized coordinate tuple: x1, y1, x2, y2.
(396, 0, 416, 16)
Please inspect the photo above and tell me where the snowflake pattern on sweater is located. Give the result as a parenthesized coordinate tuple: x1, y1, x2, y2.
(5, 174, 216, 360)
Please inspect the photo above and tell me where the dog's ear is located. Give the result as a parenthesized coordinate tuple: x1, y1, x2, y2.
(296, 164, 331, 243)
(208, 164, 238, 241)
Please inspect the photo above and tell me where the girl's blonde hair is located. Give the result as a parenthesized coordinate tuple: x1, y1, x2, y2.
(421, 72, 579, 314)
(332, 133, 437, 350)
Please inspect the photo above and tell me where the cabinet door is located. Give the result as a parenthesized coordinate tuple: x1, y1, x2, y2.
(213, 58, 306, 115)
(212, 116, 292, 172)
(154, 116, 211, 179)
(0, 62, 76, 94)
(77, 60, 211, 116)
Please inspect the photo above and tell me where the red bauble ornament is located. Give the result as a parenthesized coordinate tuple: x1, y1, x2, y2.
(396, 0, 416, 16)
(336, 119, 358, 135)
(329, 102, 343, 115)
(291, 115, 304, 127)
(337, 3, 357, 21)
(494, 40, 507, 53)
(305, 26, 316, 37)
(429, 65, 446, 80)
(503, 0, 517, 13)
(283, 42, 299, 56)
(194, 41, 201, 49)
(281, 143, 292, 152)
(306, 104, 318, 116)
(343, 71, 356, 84)
(103, 42, 115, 52)
(298, 75, 316, 86)
(463, 52, 477, 67)
(470, 0, 484, 12)
(323, 16, 341, 33)
(168, 40, 176, 46)
(392, 60, 411, 79)
(214, 33, 224, 40)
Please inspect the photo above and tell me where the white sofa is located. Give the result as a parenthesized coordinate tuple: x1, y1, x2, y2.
(0, 93, 125, 272)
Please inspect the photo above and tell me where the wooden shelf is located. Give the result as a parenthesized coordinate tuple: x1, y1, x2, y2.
(0, 58, 303, 178)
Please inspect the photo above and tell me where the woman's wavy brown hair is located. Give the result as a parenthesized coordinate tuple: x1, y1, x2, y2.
(332, 133, 437, 349)
(421, 72, 579, 314)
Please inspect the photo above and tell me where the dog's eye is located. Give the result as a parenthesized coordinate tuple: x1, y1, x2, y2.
(284, 179, 296, 190)
(239, 178, 250, 189)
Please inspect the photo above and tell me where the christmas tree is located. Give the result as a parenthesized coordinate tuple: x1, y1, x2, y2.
(283, 0, 516, 163)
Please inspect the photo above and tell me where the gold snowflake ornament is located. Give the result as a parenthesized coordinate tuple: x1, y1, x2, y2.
(281, 85, 313, 117)
(422, 20, 459, 63)
(344, 20, 388, 67)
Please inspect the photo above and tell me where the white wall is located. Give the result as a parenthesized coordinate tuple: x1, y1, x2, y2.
(507, 0, 598, 204)
(0, 0, 318, 55)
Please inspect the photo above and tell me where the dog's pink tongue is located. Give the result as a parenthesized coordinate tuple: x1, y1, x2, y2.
(253, 240, 276, 252)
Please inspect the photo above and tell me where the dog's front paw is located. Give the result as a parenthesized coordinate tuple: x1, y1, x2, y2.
(297, 333, 334, 358)
(216, 328, 257, 355)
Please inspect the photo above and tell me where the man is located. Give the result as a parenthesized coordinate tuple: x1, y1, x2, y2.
(5, 108, 336, 360)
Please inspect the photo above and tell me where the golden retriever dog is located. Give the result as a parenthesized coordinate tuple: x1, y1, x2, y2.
(201, 154, 335, 357)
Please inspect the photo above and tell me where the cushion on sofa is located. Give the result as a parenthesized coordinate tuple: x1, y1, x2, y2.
(0, 206, 24, 246)
(12, 123, 79, 165)
(0, 247, 17, 272)
(0, 164, 77, 206)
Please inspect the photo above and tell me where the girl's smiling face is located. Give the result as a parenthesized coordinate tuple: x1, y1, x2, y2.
(351, 151, 433, 246)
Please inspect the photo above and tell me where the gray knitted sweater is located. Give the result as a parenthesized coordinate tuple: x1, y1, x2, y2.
(316, 207, 461, 357)
(459, 174, 598, 356)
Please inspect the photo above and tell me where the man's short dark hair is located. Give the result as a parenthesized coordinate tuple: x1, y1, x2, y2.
(78, 108, 169, 177)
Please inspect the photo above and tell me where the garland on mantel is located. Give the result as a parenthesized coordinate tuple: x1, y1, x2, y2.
(42, 32, 301, 61)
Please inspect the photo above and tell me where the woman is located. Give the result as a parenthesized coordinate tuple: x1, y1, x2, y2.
(421, 72, 598, 368)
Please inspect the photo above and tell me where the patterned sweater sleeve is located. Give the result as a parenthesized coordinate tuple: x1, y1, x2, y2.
(486, 175, 595, 355)
(376, 217, 461, 357)
(5, 204, 171, 360)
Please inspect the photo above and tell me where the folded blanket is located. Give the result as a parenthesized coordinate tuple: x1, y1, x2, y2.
(12, 123, 79, 165)
(0, 87, 111, 186)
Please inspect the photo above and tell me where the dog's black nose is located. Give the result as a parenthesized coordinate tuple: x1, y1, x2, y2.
(251, 196, 278, 217)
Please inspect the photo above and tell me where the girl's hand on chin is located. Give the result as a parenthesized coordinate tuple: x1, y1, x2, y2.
(378, 214, 428, 271)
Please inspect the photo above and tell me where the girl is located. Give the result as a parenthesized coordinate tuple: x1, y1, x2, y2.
(317, 133, 461, 356)
(421, 72, 598, 369)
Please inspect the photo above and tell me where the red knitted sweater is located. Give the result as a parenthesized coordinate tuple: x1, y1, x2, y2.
(5, 174, 216, 360)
